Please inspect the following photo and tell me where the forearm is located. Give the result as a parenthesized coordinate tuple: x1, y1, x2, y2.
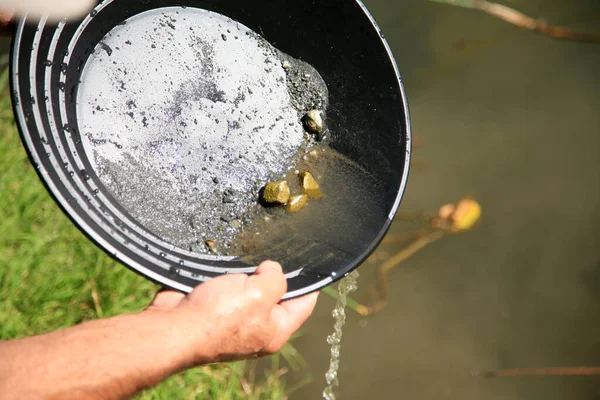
(0, 309, 209, 400)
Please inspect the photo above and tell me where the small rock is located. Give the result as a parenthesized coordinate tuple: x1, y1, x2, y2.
(222, 188, 236, 204)
(282, 61, 292, 69)
(228, 219, 242, 230)
(299, 171, 324, 199)
(286, 194, 308, 213)
(302, 109, 324, 136)
(242, 243, 256, 253)
(261, 181, 291, 205)
(205, 240, 217, 253)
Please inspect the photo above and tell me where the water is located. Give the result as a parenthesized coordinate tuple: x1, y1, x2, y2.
(323, 270, 360, 400)
(292, 1, 600, 399)
(232, 148, 387, 274)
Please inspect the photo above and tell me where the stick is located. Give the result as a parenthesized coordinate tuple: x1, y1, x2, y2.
(365, 229, 446, 315)
(429, 0, 600, 43)
(393, 211, 435, 223)
(381, 232, 423, 245)
(485, 366, 600, 378)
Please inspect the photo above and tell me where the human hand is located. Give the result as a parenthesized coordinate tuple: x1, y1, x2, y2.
(0, 0, 96, 36)
(146, 260, 319, 364)
(0, 261, 318, 399)
(0, 0, 94, 21)
(0, 10, 12, 35)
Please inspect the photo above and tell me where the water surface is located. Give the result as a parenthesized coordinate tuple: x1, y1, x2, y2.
(293, 1, 600, 398)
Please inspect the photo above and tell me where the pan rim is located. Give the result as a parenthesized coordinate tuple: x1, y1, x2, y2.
(10, 0, 411, 299)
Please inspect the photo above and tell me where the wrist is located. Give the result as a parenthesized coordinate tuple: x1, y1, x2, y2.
(138, 307, 216, 371)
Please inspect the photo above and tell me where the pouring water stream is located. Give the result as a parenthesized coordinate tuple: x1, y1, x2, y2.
(323, 270, 360, 400)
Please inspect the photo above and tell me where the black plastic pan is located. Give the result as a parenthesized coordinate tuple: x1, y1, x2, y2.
(10, 0, 411, 299)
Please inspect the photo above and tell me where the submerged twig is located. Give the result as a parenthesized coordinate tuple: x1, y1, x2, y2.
(381, 232, 423, 245)
(322, 230, 448, 316)
(338, 198, 481, 316)
(484, 366, 600, 378)
(365, 229, 446, 315)
(393, 210, 435, 223)
(429, 0, 600, 43)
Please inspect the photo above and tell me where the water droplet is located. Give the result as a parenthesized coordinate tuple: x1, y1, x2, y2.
(58, 82, 66, 92)
(90, 9, 98, 17)
(168, 266, 180, 277)
(159, 252, 167, 258)
(80, 169, 90, 180)
(43, 60, 53, 67)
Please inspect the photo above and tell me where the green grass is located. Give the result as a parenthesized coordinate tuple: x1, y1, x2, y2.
(0, 68, 307, 399)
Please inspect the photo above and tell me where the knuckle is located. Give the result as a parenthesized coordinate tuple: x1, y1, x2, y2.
(246, 287, 266, 303)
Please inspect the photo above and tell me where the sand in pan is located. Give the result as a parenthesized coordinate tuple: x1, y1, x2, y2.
(77, 7, 328, 255)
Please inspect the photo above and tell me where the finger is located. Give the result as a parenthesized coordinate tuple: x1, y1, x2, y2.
(149, 288, 186, 309)
(0, 10, 13, 36)
(244, 260, 287, 307)
(0, 0, 95, 21)
(263, 291, 319, 353)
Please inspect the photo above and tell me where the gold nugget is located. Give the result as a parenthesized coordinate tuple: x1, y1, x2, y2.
(262, 180, 291, 204)
(286, 194, 308, 213)
(299, 171, 324, 199)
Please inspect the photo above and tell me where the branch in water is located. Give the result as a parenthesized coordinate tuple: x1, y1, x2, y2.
(485, 366, 600, 377)
(428, 0, 600, 43)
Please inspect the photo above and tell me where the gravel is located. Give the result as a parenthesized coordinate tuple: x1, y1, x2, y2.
(77, 7, 329, 255)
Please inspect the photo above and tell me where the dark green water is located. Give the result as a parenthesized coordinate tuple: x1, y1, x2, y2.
(293, 0, 600, 398)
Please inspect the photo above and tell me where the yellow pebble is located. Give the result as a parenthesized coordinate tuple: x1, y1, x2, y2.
(299, 171, 324, 199)
(286, 194, 308, 213)
(451, 198, 481, 231)
(262, 181, 291, 204)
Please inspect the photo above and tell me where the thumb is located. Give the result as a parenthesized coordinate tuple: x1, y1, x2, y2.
(0, 0, 95, 21)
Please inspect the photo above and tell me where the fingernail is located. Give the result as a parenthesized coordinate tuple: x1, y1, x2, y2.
(260, 260, 282, 272)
